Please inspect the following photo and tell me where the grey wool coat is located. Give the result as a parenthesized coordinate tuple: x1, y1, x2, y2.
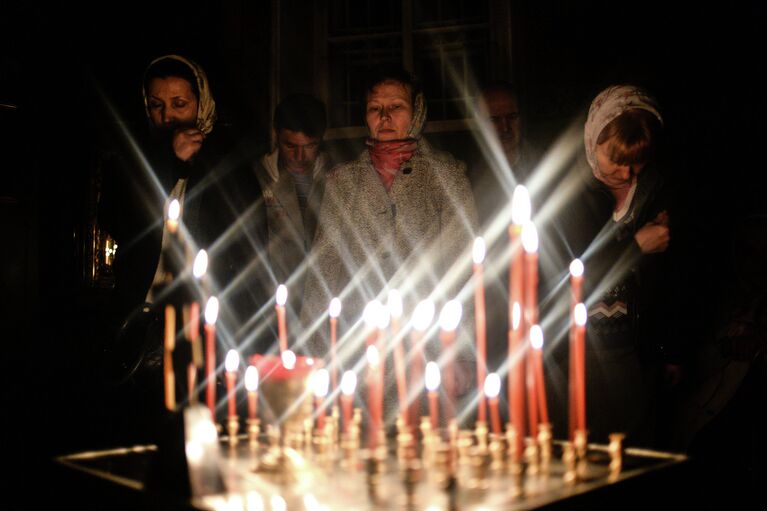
(299, 139, 478, 358)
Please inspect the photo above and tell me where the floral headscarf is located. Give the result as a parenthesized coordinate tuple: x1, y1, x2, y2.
(584, 85, 663, 174)
(142, 54, 217, 136)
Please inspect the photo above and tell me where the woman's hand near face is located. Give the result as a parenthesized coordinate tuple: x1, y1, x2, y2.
(172, 127, 204, 161)
(634, 210, 670, 254)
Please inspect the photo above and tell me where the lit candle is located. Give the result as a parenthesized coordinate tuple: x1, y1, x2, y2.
(276, 285, 288, 352)
(573, 303, 588, 437)
(409, 300, 435, 427)
(167, 198, 181, 234)
(484, 373, 502, 434)
(425, 361, 441, 430)
(530, 325, 549, 425)
(204, 297, 219, 420)
(281, 349, 296, 370)
(312, 368, 330, 430)
(192, 249, 208, 282)
(521, 220, 539, 437)
(438, 300, 462, 418)
(473, 237, 488, 424)
(164, 304, 176, 411)
(188, 249, 207, 403)
(329, 297, 342, 399)
(366, 345, 382, 447)
(509, 185, 529, 455)
(568, 260, 584, 439)
(245, 365, 259, 421)
(225, 350, 240, 419)
(340, 370, 357, 434)
(363, 300, 383, 348)
(387, 290, 408, 424)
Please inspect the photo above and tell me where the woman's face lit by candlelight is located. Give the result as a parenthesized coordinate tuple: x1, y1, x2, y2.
(594, 138, 646, 190)
(146, 76, 199, 130)
(365, 80, 413, 141)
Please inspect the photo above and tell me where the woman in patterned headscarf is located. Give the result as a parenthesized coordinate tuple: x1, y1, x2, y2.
(301, 68, 477, 359)
(555, 85, 677, 448)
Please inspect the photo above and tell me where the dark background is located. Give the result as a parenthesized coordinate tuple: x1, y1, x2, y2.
(2, 0, 766, 507)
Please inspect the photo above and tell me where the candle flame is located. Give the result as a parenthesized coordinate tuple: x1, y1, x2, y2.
(204, 296, 219, 325)
(303, 494, 321, 511)
(276, 284, 288, 306)
(511, 185, 531, 225)
(569, 258, 584, 277)
(306, 357, 315, 366)
(245, 366, 259, 392)
(439, 300, 462, 332)
(484, 372, 501, 399)
(192, 249, 208, 278)
(363, 300, 383, 329)
(281, 349, 296, 370)
(270, 496, 286, 511)
(225, 350, 239, 373)
(425, 361, 441, 391)
(329, 297, 342, 318)
(168, 199, 181, 221)
(411, 300, 435, 331)
(574, 303, 588, 326)
(512, 302, 522, 330)
(521, 221, 539, 253)
(366, 345, 380, 367)
(376, 306, 391, 330)
(387, 289, 403, 319)
(246, 491, 264, 511)
(530, 325, 544, 350)
(341, 370, 357, 396)
(312, 368, 330, 398)
(473, 237, 486, 264)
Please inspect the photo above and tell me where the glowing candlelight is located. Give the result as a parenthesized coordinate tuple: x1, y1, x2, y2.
(425, 361, 441, 429)
(341, 370, 357, 433)
(573, 303, 588, 437)
(193, 249, 208, 279)
(438, 300, 461, 416)
(521, 221, 540, 436)
(204, 297, 218, 419)
(409, 299, 435, 426)
(167, 198, 181, 233)
(484, 373, 502, 434)
(276, 284, 288, 352)
(568, 259, 584, 438)
(164, 304, 176, 411)
(312, 368, 330, 430)
(329, 297, 341, 399)
(225, 350, 240, 419)
(511, 185, 531, 225)
(281, 349, 296, 370)
(245, 365, 259, 421)
(530, 325, 549, 424)
(363, 299, 384, 347)
(473, 236, 488, 424)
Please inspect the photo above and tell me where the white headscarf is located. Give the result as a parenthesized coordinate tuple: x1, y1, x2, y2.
(584, 85, 663, 174)
(142, 54, 217, 136)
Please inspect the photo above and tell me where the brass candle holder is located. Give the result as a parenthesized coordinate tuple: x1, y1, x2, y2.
(562, 441, 577, 485)
(474, 421, 489, 454)
(247, 418, 260, 449)
(608, 432, 625, 481)
(573, 429, 588, 480)
(524, 436, 539, 475)
(227, 416, 240, 447)
(488, 433, 506, 472)
(538, 423, 553, 471)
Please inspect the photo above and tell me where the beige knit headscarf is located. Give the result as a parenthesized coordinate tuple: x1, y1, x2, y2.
(142, 54, 217, 136)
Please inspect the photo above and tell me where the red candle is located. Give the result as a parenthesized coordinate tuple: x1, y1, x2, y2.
(530, 325, 549, 424)
(366, 345, 382, 448)
(473, 237, 488, 424)
(425, 361, 441, 430)
(484, 373, 502, 434)
(573, 303, 588, 436)
(438, 300, 462, 418)
(388, 290, 408, 424)
(245, 365, 259, 421)
(164, 304, 176, 411)
(313, 368, 330, 430)
(409, 300, 435, 427)
(568, 260, 584, 439)
(276, 284, 288, 352)
(522, 221, 540, 437)
(340, 370, 357, 434)
(329, 297, 342, 400)
(204, 297, 219, 420)
(224, 350, 240, 419)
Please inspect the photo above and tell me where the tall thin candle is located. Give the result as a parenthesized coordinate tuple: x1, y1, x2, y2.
(530, 325, 549, 424)
(164, 304, 176, 411)
(438, 300, 462, 418)
(224, 350, 240, 419)
(245, 365, 259, 421)
(409, 300, 435, 427)
(568, 260, 584, 439)
(484, 373, 502, 434)
(473, 237, 488, 424)
(276, 285, 288, 352)
(425, 361, 441, 430)
(329, 297, 342, 399)
(366, 345, 382, 448)
(313, 368, 330, 430)
(573, 303, 588, 437)
(388, 290, 408, 423)
(204, 297, 219, 420)
(340, 371, 357, 434)
(522, 221, 540, 437)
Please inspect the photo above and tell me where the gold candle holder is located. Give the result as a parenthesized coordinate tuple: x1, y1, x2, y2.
(247, 418, 260, 449)
(608, 432, 625, 479)
(457, 430, 474, 466)
(573, 429, 588, 479)
(537, 423, 552, 471)
(489, 433, 506, 471)
(227, 416, 240, 447)
(474, 421, 489, 454)
(562, 441, 577, 485)
(505, 423, 519, 463)
(467, 446, 490, 490)
(524, 437, 539, 475)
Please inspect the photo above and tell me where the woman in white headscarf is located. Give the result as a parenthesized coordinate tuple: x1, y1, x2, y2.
(555, 85, 677, 448)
